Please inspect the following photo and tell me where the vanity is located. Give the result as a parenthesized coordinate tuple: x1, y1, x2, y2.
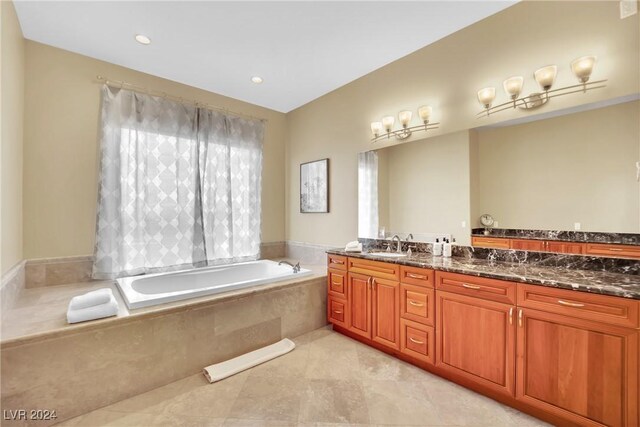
(326, 251, 639, 427)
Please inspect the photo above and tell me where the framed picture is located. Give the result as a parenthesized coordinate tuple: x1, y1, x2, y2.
(300, 158, 329, 213)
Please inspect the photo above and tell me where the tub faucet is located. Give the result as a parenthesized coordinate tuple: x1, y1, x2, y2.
(391, 234, 402, 253)
(278, 260, 301, 273)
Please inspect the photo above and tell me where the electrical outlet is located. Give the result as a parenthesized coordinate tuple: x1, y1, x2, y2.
(494, 221, 499, 228)
(461, 221, 466, 228)
(620, 0, 638, 19)
(574, 222, 581, 231)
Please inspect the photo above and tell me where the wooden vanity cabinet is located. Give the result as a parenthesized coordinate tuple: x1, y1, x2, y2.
(471, 236, 511, 249)
(326, 255, 639, 427)
(510, 239, 546, 252)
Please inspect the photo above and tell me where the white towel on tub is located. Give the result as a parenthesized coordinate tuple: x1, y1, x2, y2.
(68, 288, 114, 310)
(67, 294, 119, 324)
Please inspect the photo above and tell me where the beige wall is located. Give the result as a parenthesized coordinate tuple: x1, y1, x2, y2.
(1, 0, 25, 274)
(23, 42, 287, 259)
(474, 100, 640, 233)
(378, 131, 471, 245)
(285, 1, 640, 247)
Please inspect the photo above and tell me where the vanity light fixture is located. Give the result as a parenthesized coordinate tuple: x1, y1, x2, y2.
(370, 106, 439, 142)
(135, 34, 151, 45)
(476, 55, 606, 117)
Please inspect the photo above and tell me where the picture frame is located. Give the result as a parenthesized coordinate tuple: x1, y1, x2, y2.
(300, 158, 329, 213)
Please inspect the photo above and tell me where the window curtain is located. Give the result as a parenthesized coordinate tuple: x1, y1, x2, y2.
(358, 150, 379, 239)
(92, 86, 264, 279)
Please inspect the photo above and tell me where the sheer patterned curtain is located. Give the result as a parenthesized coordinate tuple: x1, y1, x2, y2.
(358, 151, 379, 239)
(93, 86, 264, 279)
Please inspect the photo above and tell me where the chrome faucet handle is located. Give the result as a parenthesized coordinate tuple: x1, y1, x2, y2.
(294, 262, 301, 273)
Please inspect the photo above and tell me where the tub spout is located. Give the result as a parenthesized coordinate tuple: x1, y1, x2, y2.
(278, 260, 301, 273)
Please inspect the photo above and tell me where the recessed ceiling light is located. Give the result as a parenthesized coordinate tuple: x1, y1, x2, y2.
(135, 34, 151, 45)
(251, 76, 263, 84)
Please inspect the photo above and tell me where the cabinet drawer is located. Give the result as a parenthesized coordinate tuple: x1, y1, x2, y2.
(510, 239, 545, 252)
(436, 271, 516, 305)
(400, 266, 434, 288)
(327, 297, 347, 328)
(472, 236, 510, 249)
(327, 268, 347, 299)
(327, 254, 347, 270)
(584, 243, 640, 260)
(348, 257, 399, 280)
(546, 241, 584, 254)
(517, 284, 640, 329)
(400, 283, 434, 326)
(400, 318, 434, 365)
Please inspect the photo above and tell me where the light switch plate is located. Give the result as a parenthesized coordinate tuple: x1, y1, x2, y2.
(461, 221, 466, 228)
(620, 0, 638, 19)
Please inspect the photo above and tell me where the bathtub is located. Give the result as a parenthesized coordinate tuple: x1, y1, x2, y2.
(116, 260, 312, 309)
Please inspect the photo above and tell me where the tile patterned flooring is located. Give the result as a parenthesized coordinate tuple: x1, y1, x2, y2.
(58, 327, 550, 427)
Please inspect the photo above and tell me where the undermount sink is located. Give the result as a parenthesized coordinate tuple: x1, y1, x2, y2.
(367, 252, 407, 258)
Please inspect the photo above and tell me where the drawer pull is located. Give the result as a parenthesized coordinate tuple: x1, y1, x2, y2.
(462, 283, 481, 290)
(408, 300, 424, 307)
(607, 248, 624, 252)
(518, 309, 523, 327)
(407, 273, 426, 279)
(557, 299, 585, 308)
(509, 307, 514, 325)
(409, 337, 424, 345)
(332, 259, 345, 264)
(332, 310, 343, 314)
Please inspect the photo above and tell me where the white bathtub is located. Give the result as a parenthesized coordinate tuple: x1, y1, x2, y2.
(116, 260, 312, 309)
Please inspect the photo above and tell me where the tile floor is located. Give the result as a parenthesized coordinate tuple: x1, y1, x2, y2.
(58, 327, 550, 427)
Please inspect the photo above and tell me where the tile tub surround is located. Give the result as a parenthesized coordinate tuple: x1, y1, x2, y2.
(22, 242, 287, 288)
(359, 237, 640, 276)
(330, 248, 640, 300)
(1, 260, 26, 316)
(472, 227, 640, 245)
(286, 241, 336, 265)
(1, 264, 326, 426)
(56, 327, 550, 427)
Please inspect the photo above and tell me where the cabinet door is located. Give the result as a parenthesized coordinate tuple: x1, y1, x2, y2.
(371, 277, 400, 349)
(436, 290, 516, 396)
(510, 239, 545, 251)
(347, 272, 372, 339)
(516, 308, 638, 427)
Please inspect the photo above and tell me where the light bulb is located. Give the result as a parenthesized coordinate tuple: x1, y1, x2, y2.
(477, 87, 496, 109)
(382, 116, 395, 132)
(418, 106, 432, 123)
(534, 65, 557, 91)
(571, 56, 596, 83)
(370, 122, 383, 137)
(398, 111, 412, 127)
(503, 76, 524, 100)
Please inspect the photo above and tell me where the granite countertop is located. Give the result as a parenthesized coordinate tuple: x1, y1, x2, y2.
(327, 249, 640, 300)
(471, 228, 640, 246)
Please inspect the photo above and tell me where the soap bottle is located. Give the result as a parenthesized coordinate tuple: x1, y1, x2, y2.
(443, 238, 452, 258)
(433, 238, 443, 256)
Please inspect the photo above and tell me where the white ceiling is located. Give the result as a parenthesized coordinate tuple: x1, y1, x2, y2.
(14, 1, 516, 113)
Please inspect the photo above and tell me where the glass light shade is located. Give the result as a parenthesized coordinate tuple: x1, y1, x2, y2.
(477, 87, 496, 108)
(534, 65, 557, 91)
(382, 116, 395, 131)
(571, 55, 596, 83)
(418, 106, 432, 122)
(503, 76, 524, 99)
(398, 110, 412, 127)
(370, 121, 383, 136)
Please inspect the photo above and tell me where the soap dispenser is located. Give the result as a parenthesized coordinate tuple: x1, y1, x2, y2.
(443, 238, 452, 258)
(433, 238, 443, 256)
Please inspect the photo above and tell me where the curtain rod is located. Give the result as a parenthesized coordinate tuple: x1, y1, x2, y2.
(95, 75, 268, 123)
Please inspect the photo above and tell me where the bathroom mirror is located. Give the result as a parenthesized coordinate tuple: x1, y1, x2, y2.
(358, 97, 640, 249)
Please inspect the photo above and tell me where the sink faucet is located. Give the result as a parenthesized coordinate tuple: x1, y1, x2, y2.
(391, 234, 402, 253)
(406, 233, 414, 242)
(278, 260, 301, 273)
